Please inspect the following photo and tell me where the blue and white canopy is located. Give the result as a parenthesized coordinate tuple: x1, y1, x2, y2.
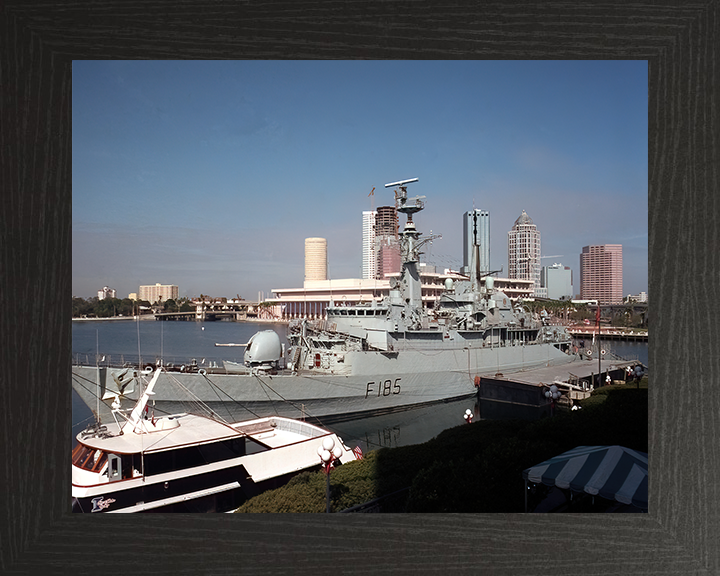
(522, 445, 648, 510)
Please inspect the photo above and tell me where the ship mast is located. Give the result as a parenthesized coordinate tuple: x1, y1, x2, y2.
(385, 178, 425, 309)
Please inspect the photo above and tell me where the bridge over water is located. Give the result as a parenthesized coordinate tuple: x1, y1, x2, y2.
(155, 301, 261, 321)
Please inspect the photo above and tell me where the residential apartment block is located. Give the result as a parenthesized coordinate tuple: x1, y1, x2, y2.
(97, 286, 116, 300)
(139, 283, 179, 303)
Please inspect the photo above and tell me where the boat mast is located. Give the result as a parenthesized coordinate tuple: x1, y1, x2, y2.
(96, 329, 100, 423)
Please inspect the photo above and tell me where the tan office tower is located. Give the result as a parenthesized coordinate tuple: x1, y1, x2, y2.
(305, 237, 328, 281)
(508, 210, 541, 295)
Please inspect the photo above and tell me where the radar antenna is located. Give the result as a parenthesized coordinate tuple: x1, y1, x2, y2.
(385, 178, 425, 223)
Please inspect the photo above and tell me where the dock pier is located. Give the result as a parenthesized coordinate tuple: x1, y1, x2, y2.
(476, 356, 645, 411)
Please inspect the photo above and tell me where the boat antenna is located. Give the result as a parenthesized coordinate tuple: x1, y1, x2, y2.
(137, 310, 142, 371)
(96, 329, 100, 423)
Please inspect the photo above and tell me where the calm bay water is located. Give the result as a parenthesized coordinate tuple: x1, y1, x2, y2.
(72, 319, 648, 452)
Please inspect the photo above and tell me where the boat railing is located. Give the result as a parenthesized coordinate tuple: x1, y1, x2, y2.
(72, 353, 235, 372)
(270, 417, 327, 438)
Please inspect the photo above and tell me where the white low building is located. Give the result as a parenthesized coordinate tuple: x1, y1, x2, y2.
(266, 268, 534, 320)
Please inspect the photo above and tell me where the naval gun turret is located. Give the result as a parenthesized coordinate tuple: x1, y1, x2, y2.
(244, 330, 283, 371)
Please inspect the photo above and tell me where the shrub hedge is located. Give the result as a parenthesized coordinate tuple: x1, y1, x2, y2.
(235, 384, 648, 513)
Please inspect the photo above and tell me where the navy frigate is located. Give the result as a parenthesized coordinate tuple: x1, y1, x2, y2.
(73, 179, 588, 424)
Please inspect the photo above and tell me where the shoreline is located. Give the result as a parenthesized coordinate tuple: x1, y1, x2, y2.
(72, 315, 288, 324)
(72, 316, 153, 322)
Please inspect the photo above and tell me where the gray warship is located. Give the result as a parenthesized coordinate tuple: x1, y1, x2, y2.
(73, 178, 587, 424)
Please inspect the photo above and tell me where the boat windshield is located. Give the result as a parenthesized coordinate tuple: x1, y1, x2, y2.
(72, 443, 108, 472)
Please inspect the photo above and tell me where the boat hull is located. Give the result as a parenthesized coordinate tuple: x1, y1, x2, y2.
(72, 343, 585, 424)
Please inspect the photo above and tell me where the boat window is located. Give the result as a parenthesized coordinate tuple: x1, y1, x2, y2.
(143, 437, 268, 476)
(203, 437, 249, 461)
(245, 437, 270, 455)
(72, 443, 108, 472)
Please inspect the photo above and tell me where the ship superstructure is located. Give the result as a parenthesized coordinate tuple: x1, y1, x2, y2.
(286, 178, 571, 376)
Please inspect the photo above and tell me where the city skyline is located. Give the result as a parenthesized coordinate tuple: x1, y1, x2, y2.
(73, 61, 648, 300)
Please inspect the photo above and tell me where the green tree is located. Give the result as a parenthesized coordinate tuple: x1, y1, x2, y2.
(94, 297, 122, 318)
(72, 297, 95, 317)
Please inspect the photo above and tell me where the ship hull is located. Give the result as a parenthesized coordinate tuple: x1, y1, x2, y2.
(72, 343, 584, 424)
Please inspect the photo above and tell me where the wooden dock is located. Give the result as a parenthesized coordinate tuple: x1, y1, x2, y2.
(477, 356, 644, 406)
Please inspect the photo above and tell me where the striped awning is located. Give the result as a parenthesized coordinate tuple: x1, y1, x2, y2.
(522, 445, 648, 510)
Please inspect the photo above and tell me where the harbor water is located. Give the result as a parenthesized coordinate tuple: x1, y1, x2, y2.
(72, 319, 648, 453)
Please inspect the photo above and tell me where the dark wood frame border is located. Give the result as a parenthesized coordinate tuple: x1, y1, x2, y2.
(1, 2, 716, 574)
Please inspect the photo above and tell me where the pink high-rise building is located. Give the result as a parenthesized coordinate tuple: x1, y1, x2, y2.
(375, 206, 400, 279)
(580, 244, 623, 303)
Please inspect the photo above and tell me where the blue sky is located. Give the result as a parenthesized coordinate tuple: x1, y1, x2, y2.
(73, 60, 647, 300)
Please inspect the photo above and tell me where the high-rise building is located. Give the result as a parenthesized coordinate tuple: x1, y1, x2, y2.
(139, 283, 178, 303)
(304, 238, 328, 282)
(375, 206, 401, 279)
(463, 209, 490, 277)
(508, 210, 541, 295)
(541, 263, 573, 300)
(580, 244, 623, 303)
(97, 286, 116, 300)
(362, 211, 377, 279)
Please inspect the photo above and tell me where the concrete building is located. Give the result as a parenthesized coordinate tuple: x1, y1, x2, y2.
(541, 263, 574, 300)
(580, 244, 623, 304)
(139, 283, 178, 303)
(626, 291, 648, 303)
(508, 210, 541, 295)
(361, 211, 377, 279)
(304, 238, 328, 282)
(267, 270, 534, 320)
(463, 209, 490, 276)
(377, 237, 401, 279)
(363, 206, 401, 280)
(97, 286, 116, 300)
(375, 206, 401, 279)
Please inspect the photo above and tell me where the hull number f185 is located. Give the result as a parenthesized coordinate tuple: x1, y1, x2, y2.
(365, 378, 401, 398)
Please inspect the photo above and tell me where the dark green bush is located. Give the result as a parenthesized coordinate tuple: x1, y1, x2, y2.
(235, 385, 648, 513)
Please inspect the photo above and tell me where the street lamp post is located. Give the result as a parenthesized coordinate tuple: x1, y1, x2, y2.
(545, 384, 562, 416)
(463, 408, 473, 424)
(318, 436, 343, 513)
